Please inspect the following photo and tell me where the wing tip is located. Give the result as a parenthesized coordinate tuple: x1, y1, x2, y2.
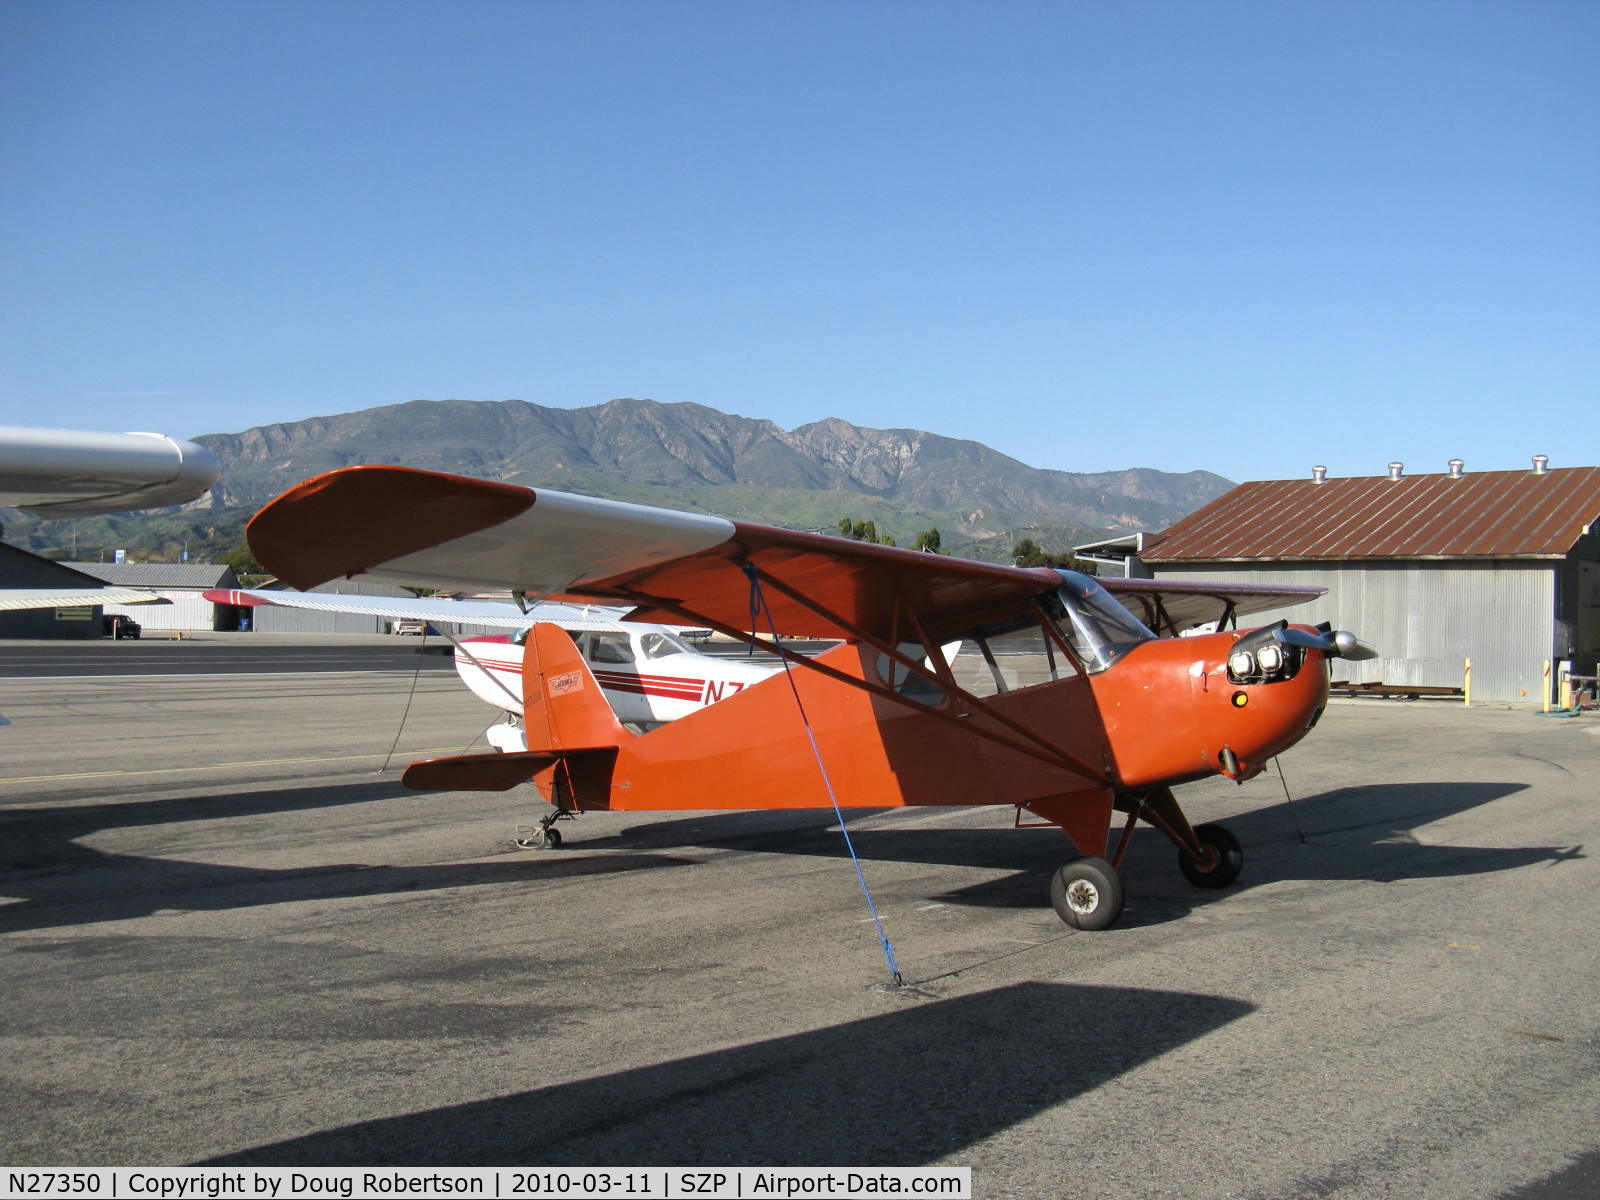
(247, 466, 536, 590)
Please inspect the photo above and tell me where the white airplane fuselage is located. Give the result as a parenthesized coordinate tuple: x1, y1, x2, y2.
(454, 629, 777, 730)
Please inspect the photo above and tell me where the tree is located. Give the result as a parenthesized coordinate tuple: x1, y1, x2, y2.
(912, 528, 942, 554)
(837, 517, 886, 544)
(221, 544, 263, 577)
(1012, 537, 1091, 572)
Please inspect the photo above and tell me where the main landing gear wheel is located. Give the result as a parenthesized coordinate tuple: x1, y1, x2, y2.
(1049, 856, 1125, 930)
(1178, 822, 1243, 888)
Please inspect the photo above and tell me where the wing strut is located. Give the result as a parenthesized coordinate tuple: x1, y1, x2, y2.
(617, 565, 1108, 787)
(745, 565, 903, 988)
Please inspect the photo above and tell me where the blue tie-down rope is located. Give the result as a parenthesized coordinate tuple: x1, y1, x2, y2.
(745, 563, 903, 986)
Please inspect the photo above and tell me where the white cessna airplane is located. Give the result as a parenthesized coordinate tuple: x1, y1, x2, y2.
(202, 587, 781, 748)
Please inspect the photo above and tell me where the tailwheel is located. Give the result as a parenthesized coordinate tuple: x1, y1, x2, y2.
(1049, 856, 1125, 930)
(514, 818, 568, 851)
(514, 826, 549, 849)
(1178, 822, 1243, 888)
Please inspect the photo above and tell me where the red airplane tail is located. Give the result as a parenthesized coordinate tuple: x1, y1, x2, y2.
(518, 622, 633, 752)
(402, 622, 631, 794)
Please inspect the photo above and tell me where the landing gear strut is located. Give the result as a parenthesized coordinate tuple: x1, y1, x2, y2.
(1041, 787, 1246, 929)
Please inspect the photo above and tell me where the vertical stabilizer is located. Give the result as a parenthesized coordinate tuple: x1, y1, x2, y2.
(522, 622, 632, 751)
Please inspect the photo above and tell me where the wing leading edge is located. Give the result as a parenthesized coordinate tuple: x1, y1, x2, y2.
(0, 588, 173, 612)
(201, 588, 635, 633)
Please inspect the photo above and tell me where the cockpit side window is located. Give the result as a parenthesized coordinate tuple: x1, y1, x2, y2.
(585, 633, 634, 664)
(953, 607, 1068, 696)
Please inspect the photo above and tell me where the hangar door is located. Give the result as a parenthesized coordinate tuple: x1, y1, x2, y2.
(1581, 561, 1600, 659)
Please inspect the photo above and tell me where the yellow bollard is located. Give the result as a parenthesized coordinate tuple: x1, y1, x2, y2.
(1463, 658, 1471, 706)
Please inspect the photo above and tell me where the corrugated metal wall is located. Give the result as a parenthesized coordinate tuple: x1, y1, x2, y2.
(250, 581, 413, 633)
(246, 581, 505, 637)
(1155, 560, 1557, 703)
(101, 590, 221, 632)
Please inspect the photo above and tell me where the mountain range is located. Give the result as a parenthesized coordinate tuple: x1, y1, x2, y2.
(9, 398, 1234, 564)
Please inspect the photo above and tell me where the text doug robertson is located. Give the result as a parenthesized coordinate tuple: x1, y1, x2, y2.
(122, 1175, 483, 1198)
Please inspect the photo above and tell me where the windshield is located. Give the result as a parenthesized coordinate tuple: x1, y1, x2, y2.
(1053, 570, 1155, 672)
(639, 631, 692, 659)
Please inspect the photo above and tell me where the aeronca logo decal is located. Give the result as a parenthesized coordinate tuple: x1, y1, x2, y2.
(548, 671, 584, 696)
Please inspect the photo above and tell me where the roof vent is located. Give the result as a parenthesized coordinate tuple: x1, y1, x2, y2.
(1387, 461, 1404, 481)
(1533, 454, 1549, 475)
(1448, 459, 1464, 479)
(1312, 465, 1327, 484)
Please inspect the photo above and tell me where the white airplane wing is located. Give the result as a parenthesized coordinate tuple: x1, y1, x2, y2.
(202, 587, 637, 632)
(0, 588, 173, 612)
(0, 426, 221, 517)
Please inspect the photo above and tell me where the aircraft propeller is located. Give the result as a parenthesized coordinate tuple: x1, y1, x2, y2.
(1274, 626, 1379, 661)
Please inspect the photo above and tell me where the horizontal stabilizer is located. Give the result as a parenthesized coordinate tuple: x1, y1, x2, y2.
(403, 751, 560, 792)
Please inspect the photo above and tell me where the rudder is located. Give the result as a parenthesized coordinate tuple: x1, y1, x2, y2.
(522, 622, 633, 752)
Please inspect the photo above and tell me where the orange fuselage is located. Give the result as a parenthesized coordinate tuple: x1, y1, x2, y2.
(534, 629, 1329, 818)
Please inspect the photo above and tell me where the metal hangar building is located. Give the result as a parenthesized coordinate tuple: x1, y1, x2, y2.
(1127, 459, 1600, 705)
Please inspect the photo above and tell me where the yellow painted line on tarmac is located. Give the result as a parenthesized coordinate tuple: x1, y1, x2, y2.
(0, 747, 466, 785)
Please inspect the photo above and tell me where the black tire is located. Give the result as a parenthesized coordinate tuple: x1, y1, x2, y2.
(1179, 823, 1243, 888)
(543, 826, 563, 849)
(1049, 856, 1125, 930)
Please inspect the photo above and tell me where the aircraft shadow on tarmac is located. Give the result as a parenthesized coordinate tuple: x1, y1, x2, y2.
(0, 781, 701, 935)
(2, 778, 1583, 935)
(599, 780, 1583, 925)
(202, 980, 1254, 1167)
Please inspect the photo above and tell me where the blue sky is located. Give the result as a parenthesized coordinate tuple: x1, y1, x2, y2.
(3, 1, 1595, 483)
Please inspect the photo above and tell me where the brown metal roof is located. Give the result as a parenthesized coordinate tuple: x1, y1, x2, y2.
(1144, 466, 1600, 562)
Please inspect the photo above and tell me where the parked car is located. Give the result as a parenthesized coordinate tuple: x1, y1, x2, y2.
(102, 613, 142, 639)
(393, 618, 430, 635)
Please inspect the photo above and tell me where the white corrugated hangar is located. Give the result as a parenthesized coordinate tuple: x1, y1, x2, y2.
(1086, 459, 1600, 706)
(65, 562, 240, 632)
(213, 579, 515, 637)
(241, 578, 421, 633)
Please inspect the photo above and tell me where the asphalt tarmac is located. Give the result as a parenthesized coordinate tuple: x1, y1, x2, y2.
(1, 640, 1597, 1198)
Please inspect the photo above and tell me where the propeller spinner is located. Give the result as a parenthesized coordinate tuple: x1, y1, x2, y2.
(1275, 626, 1378, 661)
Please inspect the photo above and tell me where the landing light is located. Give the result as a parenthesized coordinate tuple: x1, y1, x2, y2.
(1229, 650, 1255, 677)
(1256, 643, 1283, 673)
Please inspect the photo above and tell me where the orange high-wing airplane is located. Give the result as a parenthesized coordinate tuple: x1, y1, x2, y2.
(247, 465, 1373, 930)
